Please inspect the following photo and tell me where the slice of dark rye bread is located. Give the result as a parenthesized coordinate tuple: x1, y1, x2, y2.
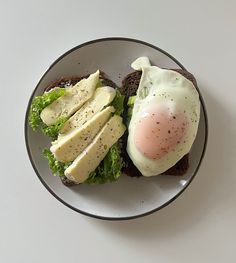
(44, 72, 118, 186)
(120, 69, 198, 177)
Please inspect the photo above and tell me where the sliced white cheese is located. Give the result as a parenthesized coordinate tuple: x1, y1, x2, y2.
(50, 106, 115, 162)
(59, 86, 116, 137)
(65, 115, 126, 184)
(40, 70, 99, 126)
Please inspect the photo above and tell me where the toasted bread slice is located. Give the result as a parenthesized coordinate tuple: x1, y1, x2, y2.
(120, 68, 198, 177)
(44, 73, 118, 186)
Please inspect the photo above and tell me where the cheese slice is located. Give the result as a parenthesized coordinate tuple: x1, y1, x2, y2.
(40, 70, 99, 126)
(58, 86, 116, 137)
(50, 106, 115, 162)
(65, 115, 126, 183)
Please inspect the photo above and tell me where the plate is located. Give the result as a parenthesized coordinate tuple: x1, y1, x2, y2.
(25, 37, 208, 220)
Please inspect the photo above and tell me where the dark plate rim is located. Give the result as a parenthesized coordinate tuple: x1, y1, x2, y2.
(24, 37, 208, 221)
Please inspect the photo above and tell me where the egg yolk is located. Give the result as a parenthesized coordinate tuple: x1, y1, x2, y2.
(134, 106, 188, 159)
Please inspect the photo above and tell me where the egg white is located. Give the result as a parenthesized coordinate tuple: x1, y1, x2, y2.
(127, 62, 200, 177)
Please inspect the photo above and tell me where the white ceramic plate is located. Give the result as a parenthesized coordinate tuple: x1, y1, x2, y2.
(25, 38, 208, 220)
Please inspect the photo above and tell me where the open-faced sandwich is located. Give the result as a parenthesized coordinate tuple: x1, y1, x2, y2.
(29, 71, 126, 185)
(28, 56, 200, 186)
(121, 57, 200, 178)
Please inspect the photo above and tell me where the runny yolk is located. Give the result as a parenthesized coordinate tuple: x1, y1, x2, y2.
(134, 106, 188, 159)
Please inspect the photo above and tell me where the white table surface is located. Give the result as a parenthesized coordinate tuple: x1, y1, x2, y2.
(1, 1, 235, 262)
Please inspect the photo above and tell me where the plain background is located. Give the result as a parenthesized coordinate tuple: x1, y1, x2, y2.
(1, 0, 236, 262)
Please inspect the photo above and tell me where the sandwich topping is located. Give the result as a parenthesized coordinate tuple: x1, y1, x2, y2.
(40, 71, 99, 126)
(29, 71, 126, 185)
(127, 57, 200, 176)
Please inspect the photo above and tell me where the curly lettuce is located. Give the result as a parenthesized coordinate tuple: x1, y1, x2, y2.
(29, 77, 104, 139)
(85, 91, 125, 184)
(111, 90, 125, 115)
(127, 95, 136, 124)
(31, 77, 126, 184)
(85, 142, 123, 184)
(28, 88, 66, 139)
(96, 78, 103, 88)
(42, 116, 68, 139)
(43, 142, 123, 184)
(42, 90, 125, 185)
(43, 149, 72, 177)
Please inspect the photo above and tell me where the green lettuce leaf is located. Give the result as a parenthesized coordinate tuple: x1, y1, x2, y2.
(42, 116, 68, 140)
(85, 142, 123, 184)
(28, 88, 66, 138)
(42, 88, 125, 185)
(43, 143, 123, 184)
(111, 90, 125, 115)
(43, 149, 72, 177)
(29, 78, 102, 139)
(96, 78, 103, 88)
(29, 88, 65, 130)
(85, 90, 125, 184)
(127, 95, 136, 124)
(127, 95, 136, 106)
